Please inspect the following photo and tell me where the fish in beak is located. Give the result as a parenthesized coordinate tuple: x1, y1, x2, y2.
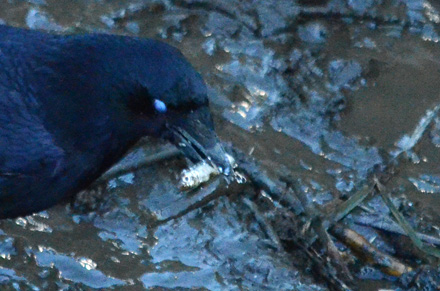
(166, 106, 233, 176)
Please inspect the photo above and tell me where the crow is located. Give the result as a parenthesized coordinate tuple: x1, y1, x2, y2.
(0, 25, 231, 218)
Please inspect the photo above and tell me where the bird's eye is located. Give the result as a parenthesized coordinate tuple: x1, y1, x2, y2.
(154, 99, 167, 113)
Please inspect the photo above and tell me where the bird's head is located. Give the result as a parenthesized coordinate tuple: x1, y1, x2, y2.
(102, 37, 233, 175)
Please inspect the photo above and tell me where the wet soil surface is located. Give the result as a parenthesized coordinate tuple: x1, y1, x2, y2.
(1, 0, 440, 290)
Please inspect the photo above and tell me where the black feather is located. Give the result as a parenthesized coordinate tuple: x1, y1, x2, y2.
(0, 25, 229, 218)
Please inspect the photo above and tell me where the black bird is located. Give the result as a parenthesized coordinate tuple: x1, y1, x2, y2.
(0, 25, 231, 219)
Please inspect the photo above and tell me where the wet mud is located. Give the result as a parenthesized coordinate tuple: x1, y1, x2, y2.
(1, 0, 440, 290)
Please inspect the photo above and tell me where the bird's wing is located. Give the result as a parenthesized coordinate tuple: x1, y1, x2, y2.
(0, 86, 66, 198)
(0, 84, 68, 218)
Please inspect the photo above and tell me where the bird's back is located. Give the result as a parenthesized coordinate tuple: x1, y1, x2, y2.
(0, 26, 121, 218)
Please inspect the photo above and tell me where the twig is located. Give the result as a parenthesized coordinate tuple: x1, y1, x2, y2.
(158, 178, 223, 224)
(352, 214, 440, 247)
(243, 198, 284, 251)
(331, 184, 372, 223)
(225, 145, 353, 288)
(225, 145, 303, 214)
(285, 178, 354, 283)
(287, 239, 352, 291)
(98, 145, 181, 184)
(376, 179, 440, 259)
(330, 223, 412, 277)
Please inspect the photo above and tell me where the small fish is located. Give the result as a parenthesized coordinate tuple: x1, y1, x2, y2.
(179, 154, 245, 190)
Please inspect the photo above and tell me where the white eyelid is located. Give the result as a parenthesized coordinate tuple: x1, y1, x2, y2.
(154, 99, 167, 113)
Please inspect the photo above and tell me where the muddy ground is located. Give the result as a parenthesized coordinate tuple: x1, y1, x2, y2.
(0, 0, 440, 290)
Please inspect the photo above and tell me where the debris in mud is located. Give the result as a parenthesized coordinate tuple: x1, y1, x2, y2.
(330, 223, 412, 277)
(391, 104, 440, 160)
(298, 22, 328, 44)
(26, 8, 63, 31)
(409, 174, 440, 194)
(397, 266, 440, 291)
(328, 59, 362, 88)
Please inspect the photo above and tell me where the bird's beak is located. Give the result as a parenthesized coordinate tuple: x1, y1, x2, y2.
(166, 107, 233, 175)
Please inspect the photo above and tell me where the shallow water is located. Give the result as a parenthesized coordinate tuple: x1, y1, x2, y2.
(1, 0, 440, 290)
